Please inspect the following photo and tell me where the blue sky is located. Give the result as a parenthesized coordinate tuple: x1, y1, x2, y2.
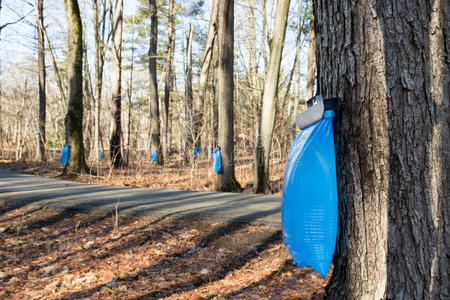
(0, 0, 308, 98)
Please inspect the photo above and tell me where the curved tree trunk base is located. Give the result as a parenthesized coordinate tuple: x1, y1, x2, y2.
(215, 175, 242, 193)
(61, 163, 91, 178)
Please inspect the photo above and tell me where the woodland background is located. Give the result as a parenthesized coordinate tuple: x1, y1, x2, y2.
(0, 0, 314, 195)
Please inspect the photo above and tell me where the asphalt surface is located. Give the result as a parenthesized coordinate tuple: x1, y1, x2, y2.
(0, 168, 282, 227)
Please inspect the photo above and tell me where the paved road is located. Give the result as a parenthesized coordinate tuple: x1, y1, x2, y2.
(0, 168, 282, 227)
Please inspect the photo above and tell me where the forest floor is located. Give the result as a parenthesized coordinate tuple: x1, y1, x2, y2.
(0, 154, 329, 299)
(0, 204, 328, 299)
(0, 153, 285, 195)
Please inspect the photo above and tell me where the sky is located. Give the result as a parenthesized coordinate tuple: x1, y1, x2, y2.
(0, 0, 139, 62)
(0, 0, 308, 98)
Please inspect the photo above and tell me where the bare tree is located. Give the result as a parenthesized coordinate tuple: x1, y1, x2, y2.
(62, 0, 88, 176)
(246, 1, 262, 151)
(194, 0, 219, 150)
(184, 24, 194, 163)
(0, 0, 27, 40)
(34, 0, 46, 161)
(125, 20, 136, 165)
(40, 22, 66, 107)
(211, 39, 219, 147)
(254, 0, 291, 193)
(109, 0, 124, 167)
(314, 0, 449, 298)
(148, 0, 162, 165)
(290, 0, 306, 142)
(93, 0, 108, 167)
(161, 0, 175, 160)
(215, 0, 240, 192)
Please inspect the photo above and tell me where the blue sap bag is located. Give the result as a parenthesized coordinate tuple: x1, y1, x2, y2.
(282, 110, 338, 278)
(151, 150, 158, 162)
(213, 147, 222, 173)
(193, 145, 202, 159)
(193, 147, 198, 159)
(60, 145, 69, 165)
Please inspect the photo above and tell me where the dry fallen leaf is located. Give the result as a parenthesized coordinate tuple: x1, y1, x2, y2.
(0, 201, 327, 299)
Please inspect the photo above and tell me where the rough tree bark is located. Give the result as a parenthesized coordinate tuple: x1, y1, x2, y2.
(62, 0, 88, 176)
(161, 0, 175, 161)
(109, 0, 124, 167)
(215, 0, 240, 192)
(306, 14, 315, 100)
(314, 0, 449, 298)
(254, 0, 291, 193)
(148, 0, 162, 165)
(35, 0, 46, 162)
(184, 24, 194, 164)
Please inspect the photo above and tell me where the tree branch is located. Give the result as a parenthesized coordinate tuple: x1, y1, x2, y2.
(0, 14, 27, 32)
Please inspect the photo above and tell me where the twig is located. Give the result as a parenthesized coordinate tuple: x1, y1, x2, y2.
(112, 199, 120, 234)
(75, 220, 81, 238)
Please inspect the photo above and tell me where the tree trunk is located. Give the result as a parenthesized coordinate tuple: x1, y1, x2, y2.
(109, 0, 124, 168)
(148, 0, 162, 165)
(281, 0, 303, 112)
(195, 0, 219, 151)
(254, 0, 291, 193)
(35, 0, 46, 162)
(291, 0, 304, 142)
(261, 0, 268, 71)
(126, 32, 135, 165)
(314, 0, 449, 298)
(161, 0, 175, 161)
(82, 40, 94, 159)
(306, 14, 315, 100)
(184, 24, 194, 164)
(93, 0, 107, 168)
(215, 0, 241, 192)
(247, 2, 262, 161)
(62, 0, 88, 176)
(211, 37, 220, 148)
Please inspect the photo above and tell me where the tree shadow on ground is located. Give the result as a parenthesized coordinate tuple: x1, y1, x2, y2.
(132, 230, 282, 299)
(58, 209, 280, 299)
(1, 212, 173, 283)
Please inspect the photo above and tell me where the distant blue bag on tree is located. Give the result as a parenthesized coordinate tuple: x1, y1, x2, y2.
(213, 147, 222, 173)
(98, 150, 102, 160)
(193, 145, 202, 159)
(60, 145, 69, 165)
(151, 150, 158, 162)
(282, 96, 338, 279)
